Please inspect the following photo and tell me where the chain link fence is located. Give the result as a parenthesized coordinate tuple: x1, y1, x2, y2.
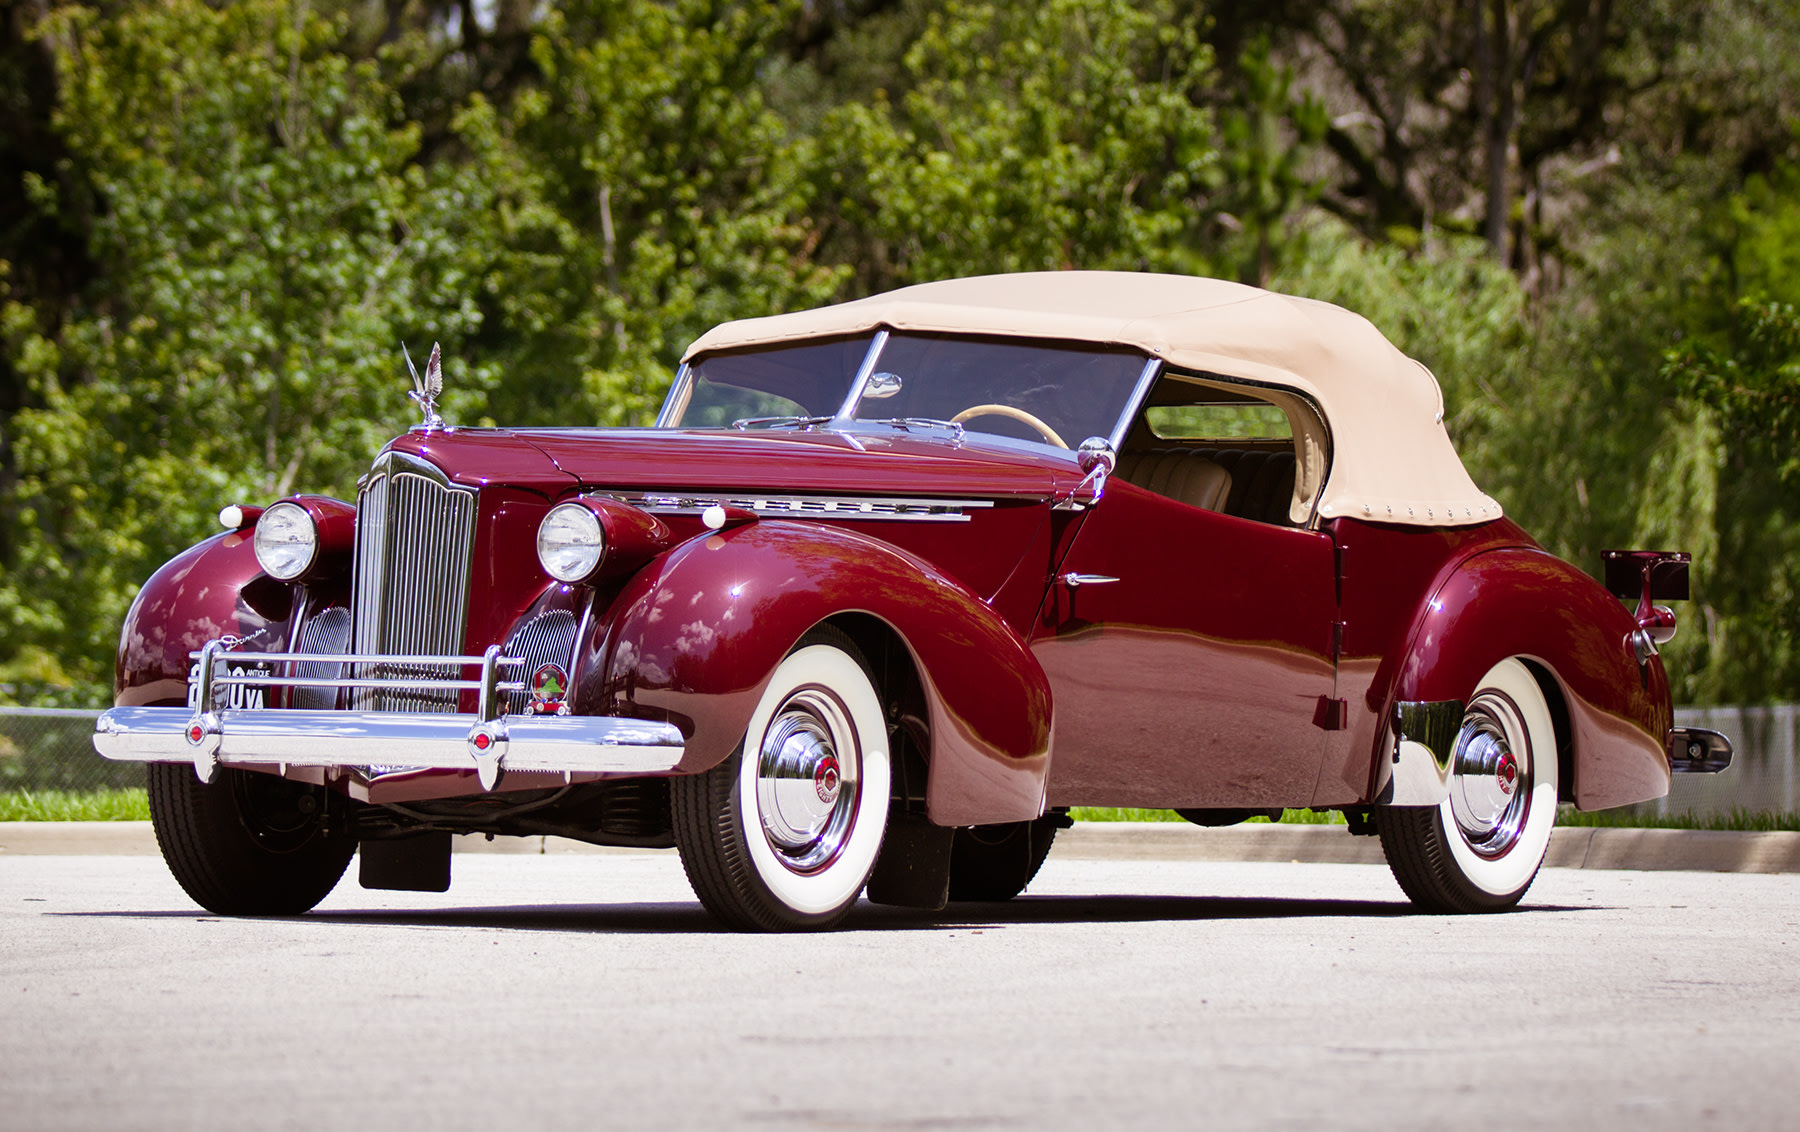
(1644, 704, 1800, 818)
(2, 704, 1795, 815)
(0, 708, 143, 792)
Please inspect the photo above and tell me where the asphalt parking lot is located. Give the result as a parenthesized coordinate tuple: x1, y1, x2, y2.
(3, 839, 1798, 1131)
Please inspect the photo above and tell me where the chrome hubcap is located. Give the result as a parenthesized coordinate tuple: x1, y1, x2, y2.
(1448, 691, 1532, 858)
(755, 687, 859, 873)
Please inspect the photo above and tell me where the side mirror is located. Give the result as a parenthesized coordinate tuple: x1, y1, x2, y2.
(1077, 436, 1116, 476)
(1055, 437, 1116, 511)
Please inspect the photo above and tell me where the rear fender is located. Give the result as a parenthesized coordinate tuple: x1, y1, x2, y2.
(1374, 547, 1670, 810)
(577, 520, 1053, 825)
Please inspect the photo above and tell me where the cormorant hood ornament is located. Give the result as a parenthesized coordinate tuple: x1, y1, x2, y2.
(403, 341, 446, 431)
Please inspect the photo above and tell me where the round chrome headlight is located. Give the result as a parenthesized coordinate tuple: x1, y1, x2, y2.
(253, 502, 318, 581)
(538, 503, 606, 582)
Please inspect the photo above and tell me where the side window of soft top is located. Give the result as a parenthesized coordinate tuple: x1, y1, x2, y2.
(1115, 372, 1327, 528)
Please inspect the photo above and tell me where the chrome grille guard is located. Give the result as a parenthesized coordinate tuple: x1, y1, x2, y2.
(93, 638, 685, 791)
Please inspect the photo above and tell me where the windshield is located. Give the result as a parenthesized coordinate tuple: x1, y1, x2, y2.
(674, 334, 876, 427)
(663, 331, 1150, 450)
(846, 333, 1147, 450)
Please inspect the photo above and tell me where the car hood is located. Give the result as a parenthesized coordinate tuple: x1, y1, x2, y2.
(391, 427, 1067, 501)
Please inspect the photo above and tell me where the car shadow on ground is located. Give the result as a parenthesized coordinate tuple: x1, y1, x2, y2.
(58, 892, 1598, 934)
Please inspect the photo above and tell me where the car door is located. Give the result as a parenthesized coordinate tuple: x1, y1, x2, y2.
(1029, 480, 1338, 809)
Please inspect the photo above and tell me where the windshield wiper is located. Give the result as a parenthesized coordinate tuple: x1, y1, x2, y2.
(861, 417, 966, 441)
(731, 415, 834, 431)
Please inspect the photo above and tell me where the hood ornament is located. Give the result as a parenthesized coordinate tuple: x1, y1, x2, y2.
(403, 341, 446, 431)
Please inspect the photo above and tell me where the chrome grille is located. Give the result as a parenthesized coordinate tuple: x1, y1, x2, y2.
(290, 606, 351, 710)
(503, 610, 580, 714)
(350, 451, 478, 712)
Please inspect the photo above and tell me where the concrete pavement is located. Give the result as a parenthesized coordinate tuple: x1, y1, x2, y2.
(3, 852, 1798, 1130)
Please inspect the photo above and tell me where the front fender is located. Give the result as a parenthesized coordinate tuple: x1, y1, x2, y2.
(1378, 547, 1671, 810)
(577, 520, 1053, 825)
(114, 530, 294, 707)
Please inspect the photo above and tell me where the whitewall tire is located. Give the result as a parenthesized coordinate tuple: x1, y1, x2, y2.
(672, 627, 891, 931)
(1378, 658, 1559, 913)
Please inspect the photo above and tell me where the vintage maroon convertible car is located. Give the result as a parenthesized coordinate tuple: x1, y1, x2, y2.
(95, 272, 1730, 929)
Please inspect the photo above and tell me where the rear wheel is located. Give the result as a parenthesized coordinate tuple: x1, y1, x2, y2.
(147, 762, 355, 915)
(671, 627, 891, 931)
(1377, 658, 1559, 913)
(947, 816, 1061, 901)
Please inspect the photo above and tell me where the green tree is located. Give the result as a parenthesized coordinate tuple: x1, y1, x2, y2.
(0, 0, 493, 695)
(1663, 295, 1800, 702)
(479, 0, 847, 426)
(804, 0, 1219, 294)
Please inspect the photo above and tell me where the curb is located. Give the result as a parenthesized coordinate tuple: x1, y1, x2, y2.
(4, 821, 1799, 873)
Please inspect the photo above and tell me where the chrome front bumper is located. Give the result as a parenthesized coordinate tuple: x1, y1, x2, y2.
(92, 639, 685, 790)
(94, 706, 685, 789)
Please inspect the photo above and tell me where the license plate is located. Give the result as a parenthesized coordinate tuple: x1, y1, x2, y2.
(186, 660, 273, 711)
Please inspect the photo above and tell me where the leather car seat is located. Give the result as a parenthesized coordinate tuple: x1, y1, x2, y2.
(1115, 450, 1232, 512)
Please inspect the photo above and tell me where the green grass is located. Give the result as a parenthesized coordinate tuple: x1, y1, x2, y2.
(1555, 805, 1800, 832)
(1069, 807, 1345, 824)
(0, 788, 150, 822)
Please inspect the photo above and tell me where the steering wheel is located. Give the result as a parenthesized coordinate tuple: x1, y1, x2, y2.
(949, 404, 1069, 449)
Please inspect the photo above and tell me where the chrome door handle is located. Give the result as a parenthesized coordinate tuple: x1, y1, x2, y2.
(1060, 573, 1119, 588)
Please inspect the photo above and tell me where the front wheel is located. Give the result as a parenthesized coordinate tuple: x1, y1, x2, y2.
(147, 762, 356, 915)
(1377, 658, 1559, 913)
(671, 627, 891, 931)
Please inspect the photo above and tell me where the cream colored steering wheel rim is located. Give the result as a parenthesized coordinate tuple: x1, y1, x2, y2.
(948, 404, 1069, 449)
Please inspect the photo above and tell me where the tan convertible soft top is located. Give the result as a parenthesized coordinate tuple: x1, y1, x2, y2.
(683, 271, 1501, 527)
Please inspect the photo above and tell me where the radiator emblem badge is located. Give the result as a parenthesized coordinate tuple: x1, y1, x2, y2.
(529, 663, 572, 716)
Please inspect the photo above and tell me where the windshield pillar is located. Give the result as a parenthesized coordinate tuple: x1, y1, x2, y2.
(654, 363, 694, 428)
(1108, 357, 1164, 451)
(832, 330, 892, 423)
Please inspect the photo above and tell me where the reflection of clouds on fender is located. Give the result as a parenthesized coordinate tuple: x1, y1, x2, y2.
(673, 620, 718, 654)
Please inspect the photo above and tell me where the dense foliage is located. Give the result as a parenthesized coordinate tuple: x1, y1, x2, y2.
(0, 0, 1795, 705)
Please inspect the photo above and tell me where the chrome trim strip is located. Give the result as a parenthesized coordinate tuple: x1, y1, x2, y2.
(613, 491, 996, 523)
(190, 649, 529, 668)
(94, 706, 686, 779)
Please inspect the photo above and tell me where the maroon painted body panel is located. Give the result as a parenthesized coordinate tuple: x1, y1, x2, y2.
(114, 531, 293, 707)
(1033, 481, 1338, 808)
(459, 487, 562, 670)
(1321, 517, 1669, 810)
(576, 519, 1053, 825)
(524, 428, 1061, 501)
(387, 429, 576, 491)
(1388, 547, 1670, 808)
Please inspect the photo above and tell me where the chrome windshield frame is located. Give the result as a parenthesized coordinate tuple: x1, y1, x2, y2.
(1108, 356, 1165, 453)
(653, 362, 693, 428)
